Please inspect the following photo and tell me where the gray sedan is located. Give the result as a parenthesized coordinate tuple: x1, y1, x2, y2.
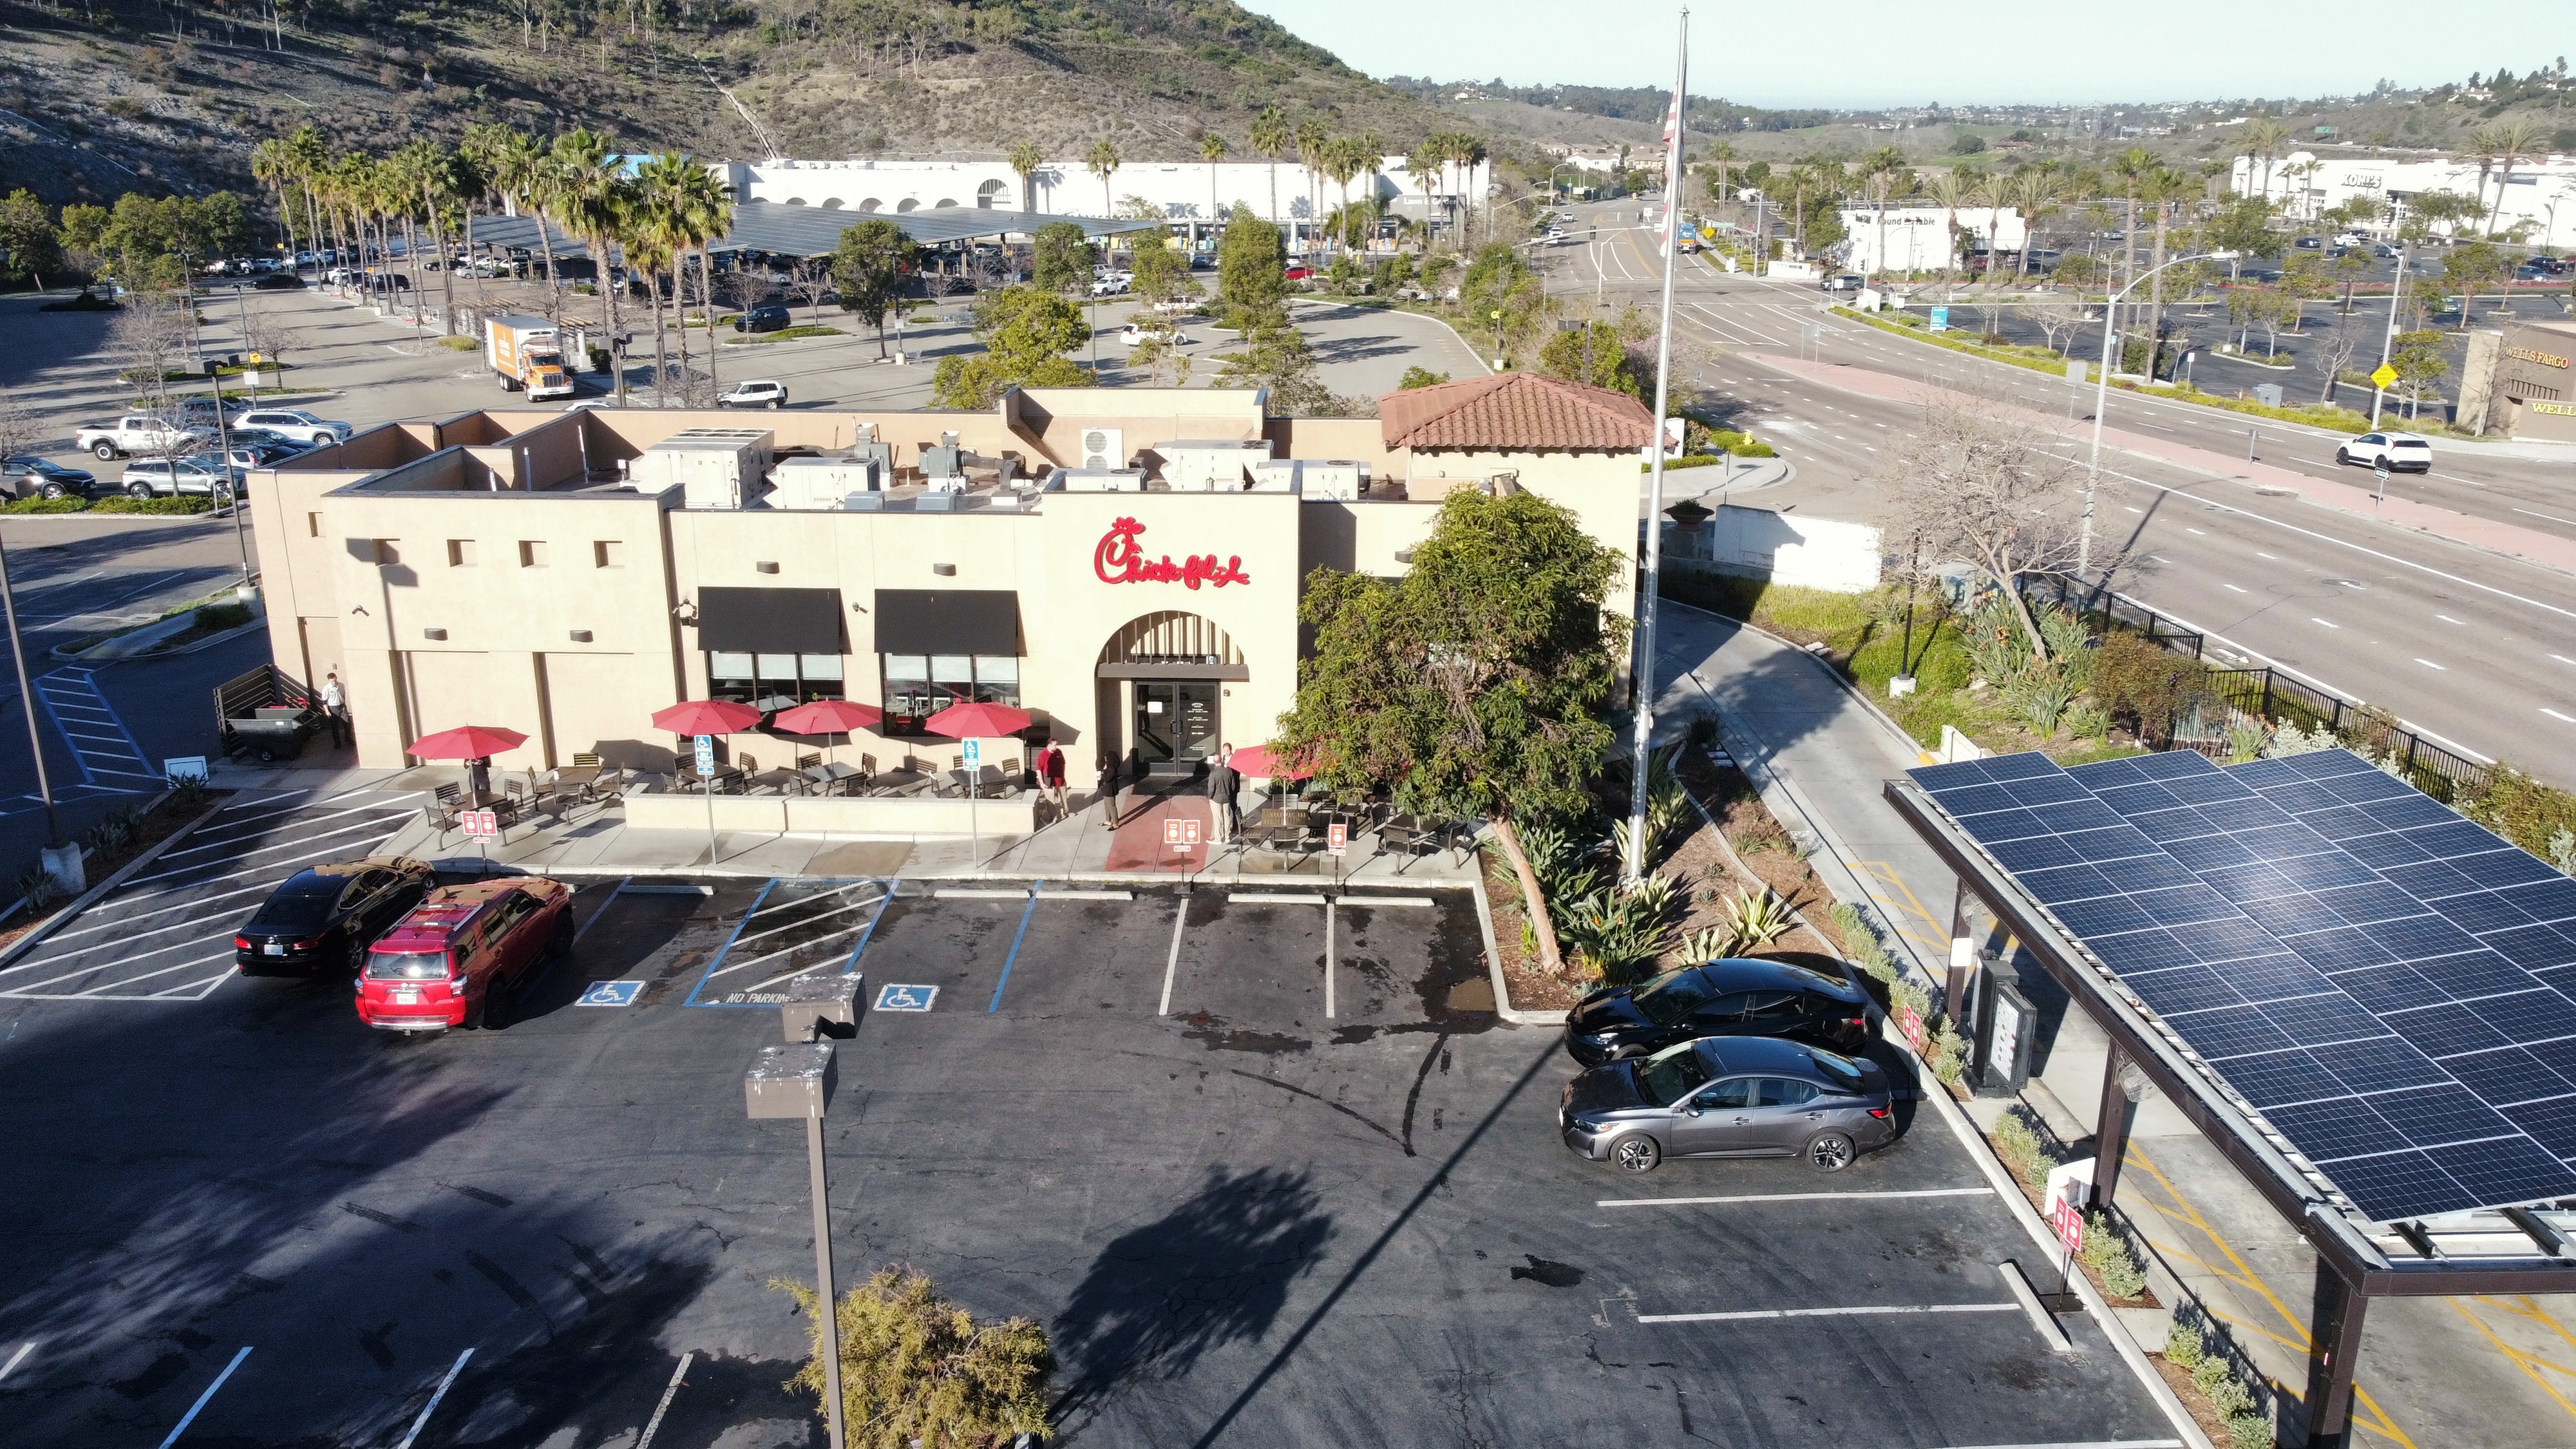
(1558, 1034, 1897, 1173)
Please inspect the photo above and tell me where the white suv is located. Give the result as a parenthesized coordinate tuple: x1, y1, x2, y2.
(2334, 432, 2433, 473)
(236, 410, 354, 446)
(716, 380, 788, 410)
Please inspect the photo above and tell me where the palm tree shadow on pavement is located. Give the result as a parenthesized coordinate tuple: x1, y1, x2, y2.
(1048, 1164, 1333, 1430)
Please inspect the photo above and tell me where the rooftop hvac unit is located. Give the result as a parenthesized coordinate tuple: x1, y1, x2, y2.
(1053, 468, 1146, 493)
(771, 455, 881, 510)
(1078, 427, 1125, 471)
(1296, 460, 1368, 501)
(1245, 459, 1299, 493)
(632, 427, 775, 509)
(1161, 439, 1274, 492)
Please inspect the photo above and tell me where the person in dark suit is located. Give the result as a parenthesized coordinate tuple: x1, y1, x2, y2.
(1097, 752, 1121, 831)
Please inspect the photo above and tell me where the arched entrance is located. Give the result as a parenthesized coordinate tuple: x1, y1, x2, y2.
(1096, 611, 1245, 777)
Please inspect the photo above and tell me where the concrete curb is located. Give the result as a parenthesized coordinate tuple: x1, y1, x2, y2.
(0, 789, 206, 972)
(1467, 867, 1557, 1027)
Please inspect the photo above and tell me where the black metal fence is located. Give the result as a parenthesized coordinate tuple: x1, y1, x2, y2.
(2035, 576, 2490, 804)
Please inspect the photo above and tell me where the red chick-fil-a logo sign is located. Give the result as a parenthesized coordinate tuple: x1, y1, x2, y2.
(1092, 516, 1250, 590)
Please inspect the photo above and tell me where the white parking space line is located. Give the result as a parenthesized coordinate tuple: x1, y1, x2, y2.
(128, 819, 410, 885)
(223, 790, 314, 811)
(0, 1341, 31, 1383)
(1596, 1187, 1995, 1209)
(161, 800, 417, 858)
(633, 1351, 694, 1449)
(726, 893, 884, 950)
(146, 972, 232, 1000)
(747, 878, 880, 917)
(392, 1347, 473, 1449)
(1637, 1302, 2020, 1324)
(1340, 895, 1434, 908)
(573, 878, 630, 942)
(1231, 892, 1328, 905)
(5, 938, 232, 992)
(702, 922, 870, 982)
(68, 951, 234, 996)
(1159, 891, 1191, 1016)
(154, 1345, 251, 1449)
(1323, 898, 1335, 1020)
(48, 880, 276, 940)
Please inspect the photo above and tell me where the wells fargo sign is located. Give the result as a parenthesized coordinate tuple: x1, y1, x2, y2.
(2508, 345, 2573, 370)
(1094, 516, 1250, 589)
(2533, 401, 2576, 417)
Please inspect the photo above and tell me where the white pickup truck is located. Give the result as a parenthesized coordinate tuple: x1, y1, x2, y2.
(75, 415, 205, 460)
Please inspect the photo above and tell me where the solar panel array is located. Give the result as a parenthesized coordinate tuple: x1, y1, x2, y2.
(1909, 747, 2576, 1223)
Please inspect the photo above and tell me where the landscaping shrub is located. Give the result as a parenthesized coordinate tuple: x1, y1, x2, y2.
(90, 495, 214, 515)
(2090, 632, 2210, 739)
(193, 601, 252, 632)
(2078, 1212, 2149, 1298)
(1991, 1106, 2056, 1185)
(1, 496, 89, 513)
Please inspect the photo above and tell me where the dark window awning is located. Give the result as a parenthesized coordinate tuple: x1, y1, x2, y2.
(698, 587, 844, 654)
(874, 590, 1021, 655)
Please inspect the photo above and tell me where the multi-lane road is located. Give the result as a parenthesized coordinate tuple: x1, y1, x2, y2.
(1549, 204, 2576, 781)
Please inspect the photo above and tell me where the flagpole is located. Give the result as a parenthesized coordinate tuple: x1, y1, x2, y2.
(1623, 7, 1687, 887)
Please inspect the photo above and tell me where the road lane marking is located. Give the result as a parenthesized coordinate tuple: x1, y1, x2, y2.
(1598, 1187, 1994, 1208)
(155, 1345, 251, 1449)
(1158, 891, 1190, 1016)
(2311, 617, 2339, 628)
(2224, 583, 2248, 593)
(0, 1341, 30, 1383)
(392, 1347, 474, 1449)
(2185, 526, 2206, 535)
(2438, 615, 2466, 625)
(748, 878, 879, 917)
(1638, 1302, 2020, 1323)
(2553, 655, 2576, 667)
(2416, 658, 2447, 670)
(2256, 551, 2278, 559)
(2513, 507, 2576, 527)
(2547, 709, 2576, 724)
(634, 1352, 695, 1449)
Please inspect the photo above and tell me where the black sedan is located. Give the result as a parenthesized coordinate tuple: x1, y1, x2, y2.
(5, 457, 106, 501)
(252, 272, 308, 290)
(1559, 1035, 1897, 1173)
(234, 857, 437, 975)
(1563, 956, 1872, 1067)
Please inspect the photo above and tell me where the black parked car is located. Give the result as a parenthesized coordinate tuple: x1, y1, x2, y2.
(4, 457, 105, 501)
(1563, 956, 1873, 1067)
(234, 857, 438, 976)
(253, 271, 308, 290)
(1559, 1035, 1898, 1173)
(735, 303, 791, 334)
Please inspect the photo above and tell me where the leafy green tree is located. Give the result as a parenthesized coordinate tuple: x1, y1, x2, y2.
(776, 1270, 1052, 1449)
(833, 218, 918, 359)
(1030, 220, 1095, 298)
(1212, 308, 1327, 415)
(2441, 242, 2510, 319)
(0, 190, 61, 290)
(2388, 328, 2448, 416)
(1539, 320, 1645, 402)
(1216, 208, 1286, 318)
(1395, 366, 1449, 390)
(931, 284, 1090, 408)
(2202, 198, 2284, 280)
(1128, 231, 1191, 305)
(1274, 487, 1625, 828)
(1458, 242, 1543, 357)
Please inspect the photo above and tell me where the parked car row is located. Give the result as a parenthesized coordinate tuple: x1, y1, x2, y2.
(57, 408, 354, 498)
(234, 857, 574, 1032)
(1557, 956, 1898, 1175)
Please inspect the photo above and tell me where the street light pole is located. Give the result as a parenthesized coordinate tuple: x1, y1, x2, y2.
(2080, 252, 2214, 580)
(2371, 222, 2411, 430)
(1622, 7, 1687, 887)
(746, 1039, 846, 1449)
(0, 529, 61, 853)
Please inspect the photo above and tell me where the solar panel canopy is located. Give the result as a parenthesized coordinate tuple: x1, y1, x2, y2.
(1909, 747, 2576, 1223)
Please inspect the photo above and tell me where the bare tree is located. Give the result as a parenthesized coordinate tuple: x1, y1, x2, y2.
(1879, 397, 2099, 660)
(788, 258, 835, 323)
(2017, 298, 2083, 358)
(111, 294, 199, 451)
(2317, 317, 2362, 404)
(0, 388, 39, 473)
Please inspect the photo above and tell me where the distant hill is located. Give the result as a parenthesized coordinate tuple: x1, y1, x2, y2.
(0, 0, 1457, 205)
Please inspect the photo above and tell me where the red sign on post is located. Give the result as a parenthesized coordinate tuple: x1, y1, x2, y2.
(1897, 1003, 1927, 1052)
(1164, 818, 1202, 852)
(1327, 822, 1349, 857)
(460, 810, 500, 838)
(2050, 1194, 2085, 1255)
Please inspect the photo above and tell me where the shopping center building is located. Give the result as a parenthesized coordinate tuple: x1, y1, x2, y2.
(244, 376, 1653, 793)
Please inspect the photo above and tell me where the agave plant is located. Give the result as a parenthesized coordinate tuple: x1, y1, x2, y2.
(1557, 886, 1677, 985)
(1621, 870, 1686, 923)
(1718, 888, 1797, 956)
(1676, 925, 1730, 965)
(2003, 660, 2077, 736)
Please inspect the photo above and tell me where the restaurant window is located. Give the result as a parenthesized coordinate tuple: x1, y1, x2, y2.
(446, 539, 477, 567)
(519, 540, 549, 567)
(707, 651, 846, 709)
(594, 540, 625, 568)
(878, 652, 1019, 734)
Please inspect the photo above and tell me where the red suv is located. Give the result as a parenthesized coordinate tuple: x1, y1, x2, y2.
(355, 878, 574, 1032)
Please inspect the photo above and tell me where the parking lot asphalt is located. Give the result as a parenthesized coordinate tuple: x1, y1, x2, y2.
(0, 873, 2184, 1448)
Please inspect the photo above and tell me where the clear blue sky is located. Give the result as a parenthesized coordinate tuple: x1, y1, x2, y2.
(1233, 0, 2557, 108)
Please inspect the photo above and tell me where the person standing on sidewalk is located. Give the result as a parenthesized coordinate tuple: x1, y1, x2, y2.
(1208, 744, 1239, 839)
(1097, 751, 1121, 831)
(319, 671, 350, 748)
(1041, 740, 1068, 815)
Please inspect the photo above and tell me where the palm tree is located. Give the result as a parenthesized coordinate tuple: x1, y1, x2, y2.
(1198, 132, 1227, 236)
(251, 138, 298, 265)
(1856, 145, 1905, 280)
(1007, 140, 1042, 212)
(1446, 133, 1487, 243)
(2110, 145, 2156, 296)
(283, 125, 328, 267)
(1323, 137, 1367, 261)
(2479, 116, 2547, 242)
(1405, 140, 1441, 252)
(551, 129, 632, 401)
(670, 161, 734, 400)
(1920, 167, 1971, 290)
(484, 128, 558, 317)
(1084, 138, 1121, 217)
(1249, 107, 1290, 224)
(1965, 169, 2005, 289)
(395, 140, 460, 328)
(2140, 166, 2193, 377)
(2242, 118, 2291, 204)
(1294, 120, 1328, 256)
(2011, 169, 2060, 284)
(625, 160, 683, 405)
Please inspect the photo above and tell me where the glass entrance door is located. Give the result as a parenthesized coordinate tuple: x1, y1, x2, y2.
(1133, 681, 1220, 769)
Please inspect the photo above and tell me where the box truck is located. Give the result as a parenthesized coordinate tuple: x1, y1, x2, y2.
(486, 314, 576, 401)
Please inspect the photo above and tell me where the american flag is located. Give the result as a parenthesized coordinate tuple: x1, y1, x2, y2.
(1659, 81, 1685, 249)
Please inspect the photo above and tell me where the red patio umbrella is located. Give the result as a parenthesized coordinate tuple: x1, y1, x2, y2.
(772, 700, 886, 780)
(651, 699, 763, 737)
(408, 724, 529, 760)
(922, 701, 1033, 740)
(1228, 744, 1313, 780)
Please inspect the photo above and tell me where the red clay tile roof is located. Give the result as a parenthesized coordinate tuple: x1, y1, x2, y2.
(1378, 372, 1655, 451)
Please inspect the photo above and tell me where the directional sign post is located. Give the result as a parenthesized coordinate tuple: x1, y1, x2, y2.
(2372, 454, 2391, 505)
(2370, 363, 2398, 390)
(696, 733, 717, 864)
(962, 739, 981, 867)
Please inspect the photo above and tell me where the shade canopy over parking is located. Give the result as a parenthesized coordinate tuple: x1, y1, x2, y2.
(462, 204, 1164, 263)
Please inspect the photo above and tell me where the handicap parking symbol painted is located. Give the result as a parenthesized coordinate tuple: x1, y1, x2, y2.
(579, 980, 645, 1007)
(875, 983, 938, 1012)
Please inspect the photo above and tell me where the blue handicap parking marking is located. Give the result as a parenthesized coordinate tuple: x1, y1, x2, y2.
(579, 980, 645, 1007)
(875, 983, 938, 1013)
